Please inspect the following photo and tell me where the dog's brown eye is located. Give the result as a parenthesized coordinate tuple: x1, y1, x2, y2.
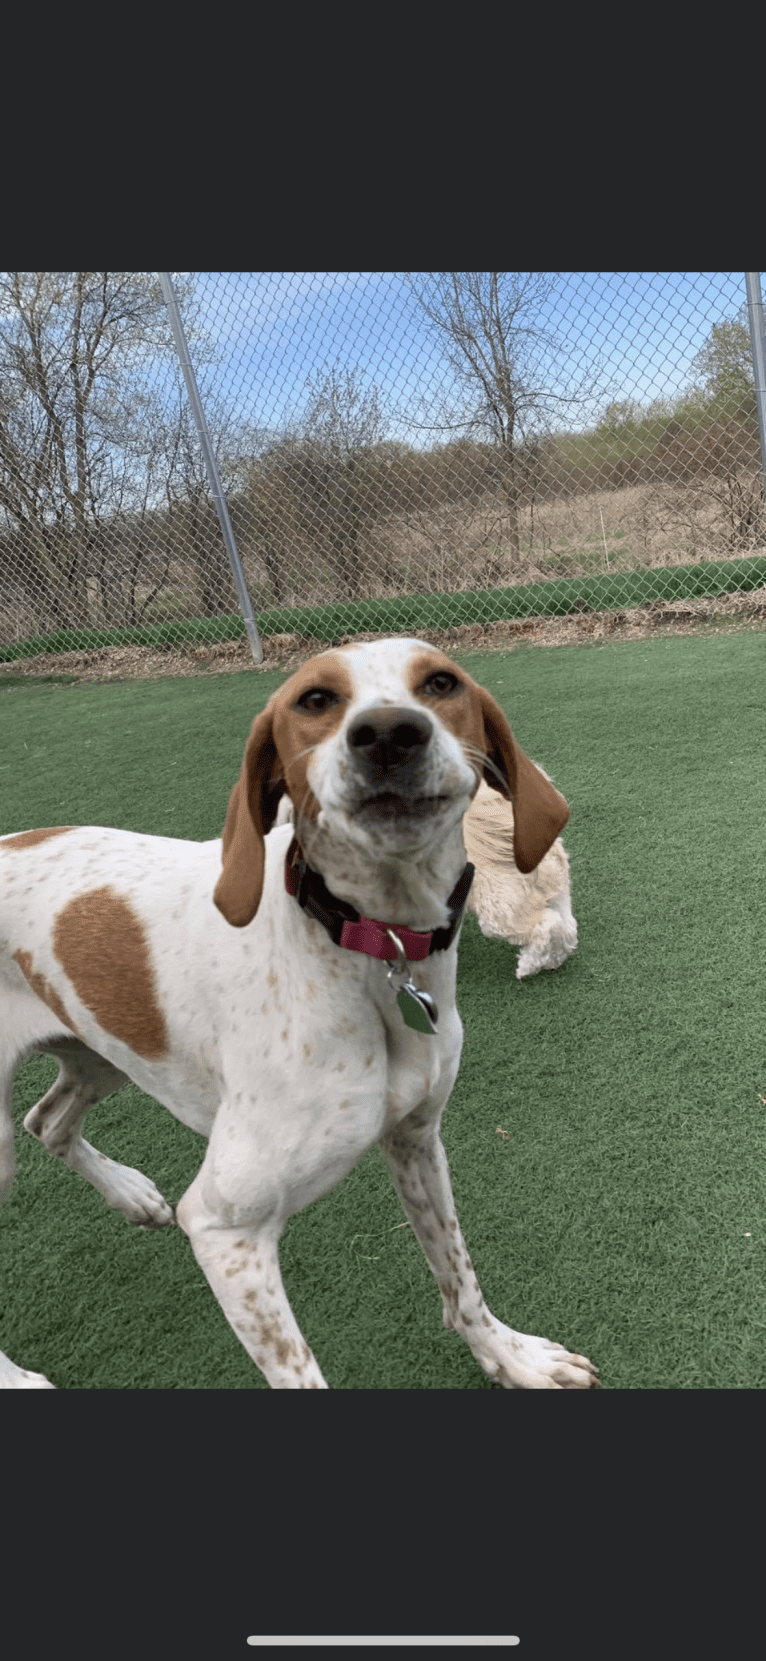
(422, 671, 460, 697)
(296, 688, 340, 713)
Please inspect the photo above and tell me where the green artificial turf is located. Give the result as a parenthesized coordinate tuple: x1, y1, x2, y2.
(2, 632, 765, 1387)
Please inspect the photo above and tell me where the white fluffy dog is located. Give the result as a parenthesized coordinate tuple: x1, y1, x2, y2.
(462, 776, 577, 979)
(278, 766, 577, 982)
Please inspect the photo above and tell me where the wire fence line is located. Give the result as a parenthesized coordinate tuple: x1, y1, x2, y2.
(0, 271, 765, 662)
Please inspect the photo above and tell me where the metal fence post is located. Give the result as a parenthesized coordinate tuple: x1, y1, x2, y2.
(158, 273, 263, 664)
(745, 272, 766, 503)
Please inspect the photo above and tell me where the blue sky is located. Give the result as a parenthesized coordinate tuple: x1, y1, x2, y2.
(181, 272, 752, 448)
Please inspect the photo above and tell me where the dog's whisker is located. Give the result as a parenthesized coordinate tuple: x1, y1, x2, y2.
(283, 743, 318, 778)
(461, 741, 512, 799)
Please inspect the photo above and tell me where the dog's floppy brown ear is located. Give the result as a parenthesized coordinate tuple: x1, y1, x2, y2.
(476, 686, 570, 873)
(213, 702, 286, 927)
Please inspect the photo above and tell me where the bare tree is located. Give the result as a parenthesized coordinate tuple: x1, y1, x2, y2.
(404, 273, 606, 562)
(301, 364, 387, 596)
(247, 365, 389, 602)
(0, 272, 200, 629)
(303, 363, 385, 456)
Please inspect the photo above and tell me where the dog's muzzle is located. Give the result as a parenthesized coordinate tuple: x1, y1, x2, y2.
(346, 706, 438, 817)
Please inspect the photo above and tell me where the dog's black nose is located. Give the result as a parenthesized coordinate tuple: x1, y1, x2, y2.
(347, 705, 432, 775)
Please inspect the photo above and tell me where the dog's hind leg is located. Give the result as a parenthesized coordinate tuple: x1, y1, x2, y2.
(24, 1038, 174, 1227)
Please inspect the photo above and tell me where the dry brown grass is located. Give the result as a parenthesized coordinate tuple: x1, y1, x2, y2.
(2, 443, 762, 646)
(358, 471, 766, 598)
(235, 432, 765, 605)
(227, 459, 766, 610)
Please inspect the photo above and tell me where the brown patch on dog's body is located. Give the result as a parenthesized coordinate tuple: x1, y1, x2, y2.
(2, 827, 73, 851)
(12, 948, 81, 1036)
(53, 887, 169, 1060)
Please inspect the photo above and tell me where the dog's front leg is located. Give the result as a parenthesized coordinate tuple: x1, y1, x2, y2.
(380, 1108, 599, 1389)
(177, 1175, 328, 1389)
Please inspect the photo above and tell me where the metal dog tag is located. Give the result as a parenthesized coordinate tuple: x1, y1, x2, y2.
(396, 980, 439, 1034)
(385, 929, 439, 1035)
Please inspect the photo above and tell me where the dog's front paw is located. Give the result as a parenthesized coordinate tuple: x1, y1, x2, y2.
(475, 1321, 600, 1389)
(0, 1360, 55, 1389)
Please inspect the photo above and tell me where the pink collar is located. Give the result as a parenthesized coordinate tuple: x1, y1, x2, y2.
(284, 838, 474, 962)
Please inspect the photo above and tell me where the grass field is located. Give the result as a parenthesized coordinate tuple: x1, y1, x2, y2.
(2, 629, 765, 1388)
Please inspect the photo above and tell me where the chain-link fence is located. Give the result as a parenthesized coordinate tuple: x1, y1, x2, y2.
(1, 272, 764, 663)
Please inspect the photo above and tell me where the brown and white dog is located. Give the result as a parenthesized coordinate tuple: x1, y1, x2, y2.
(0, 638, 597, 1389)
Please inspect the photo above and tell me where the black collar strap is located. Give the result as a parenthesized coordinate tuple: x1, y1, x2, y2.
(285, 837, 474, 962)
